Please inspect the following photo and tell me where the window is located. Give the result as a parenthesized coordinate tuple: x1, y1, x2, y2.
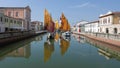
(106, 28, 109, 33)
(6, 18, 8, 22)
(8, 12, 11, 16)
(10, 20, 13, 23)
(16, 12, 19, 17)
(103, 18, 107, 24)
(17, 21, 20, 24)
(108, 18, 110, 23)
(5, 18, 7, 22)
(14, 20, 16, 24)
(0, 17, 3, 22)
(114, 28, 117, 34)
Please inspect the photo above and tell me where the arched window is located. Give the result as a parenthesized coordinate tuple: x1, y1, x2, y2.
(106, 28, 109, 33)
(114, 28, 117, 34)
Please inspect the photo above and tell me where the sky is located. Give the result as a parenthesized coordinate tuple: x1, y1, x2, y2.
(0, 0, 120, 26)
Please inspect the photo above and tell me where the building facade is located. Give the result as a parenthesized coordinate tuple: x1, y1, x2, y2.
(0, 13, 5, 32)
(31, 21, 43, 31)
(84, 21, 99, 33)
(74, 21, 88, 33)
(0, 6, 31, 31)
(90, 21, 99, 33)
(99, 11, 120, 34)
(84, 23, 91, 33)
(0, 13, 23, 32)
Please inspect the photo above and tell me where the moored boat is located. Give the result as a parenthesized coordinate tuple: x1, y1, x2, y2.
(60, 13, 71, 37)
(44, 9, 55, 39)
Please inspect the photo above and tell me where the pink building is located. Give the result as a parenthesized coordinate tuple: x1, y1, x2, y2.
(0, 6, 31, 31)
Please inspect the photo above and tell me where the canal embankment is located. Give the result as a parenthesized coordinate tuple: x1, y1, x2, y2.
(73, 32, 120, 47)
(0, 30, 47, 45)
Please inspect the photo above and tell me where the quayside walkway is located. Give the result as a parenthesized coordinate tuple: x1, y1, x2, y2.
(0, 30, 47, 45)
(73, 32, 120, 47)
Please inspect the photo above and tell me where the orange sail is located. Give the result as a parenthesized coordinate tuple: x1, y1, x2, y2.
(60, 13, 70, 32)
(44, 9, 50, 30)
(44, 9, 55, 32)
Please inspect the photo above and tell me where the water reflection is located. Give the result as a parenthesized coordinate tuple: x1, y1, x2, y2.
(35, 35, 43, 41)
(72, 34, 120, 61)
(54, 33, 60, 42)
(72, 34, 86, 43)
(44, 38, 54, 62)
(60, 37, 70, 56)
(44, 33, 71, 62)
(85, 36, 120, 61)
(98, 48, 112, 60)
(6, 45, 31, 58)
(0, 34, 43, 60)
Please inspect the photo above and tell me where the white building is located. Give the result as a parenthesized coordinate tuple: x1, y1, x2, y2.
(84, 21, 99, 33)
(0, 13, 23, 32)
(99, 11, 120, 34)
(74, 21, 88, 33)
(31, 21, 43, 31)
(90, 21, 99, 33)
(84, 23, 91, 32)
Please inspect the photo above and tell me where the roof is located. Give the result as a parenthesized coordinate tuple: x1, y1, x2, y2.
(0, 6, 31, 11)
(99, 11, 120, 18)
(90, 20, 99, 23)
(75, 21, 89, 26)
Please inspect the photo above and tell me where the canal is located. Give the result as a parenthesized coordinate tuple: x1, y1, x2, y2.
(0, 33, 120, 68)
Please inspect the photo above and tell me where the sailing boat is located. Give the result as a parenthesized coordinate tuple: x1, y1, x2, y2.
(55, 20, 59, 32)
(60, 13, 71, 37)
(44, 9, 55, 39)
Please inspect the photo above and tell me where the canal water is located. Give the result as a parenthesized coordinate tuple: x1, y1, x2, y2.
(0, 33, 120, 68)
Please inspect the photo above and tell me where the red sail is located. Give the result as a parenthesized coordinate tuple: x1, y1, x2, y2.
(44, 9, 55, 32)
(47, 21, 55, 33)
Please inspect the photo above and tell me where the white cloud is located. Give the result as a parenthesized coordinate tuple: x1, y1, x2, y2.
(69, 2, 90, 8)
(69, 2, 95, 8)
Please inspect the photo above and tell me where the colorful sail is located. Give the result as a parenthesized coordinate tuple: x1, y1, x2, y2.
(55, 20, 59, 30)
(44, 9, 49, 30)
(47, 20, 55, 33)
(60, 13, 70, 32)
(44, 9, 55, 32)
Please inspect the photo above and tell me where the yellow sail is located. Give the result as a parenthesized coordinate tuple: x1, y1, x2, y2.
(55, 20, 59, 30)
(44, 9, 53, 30)
(44, 9, 49, 29)
(60, 13, 70, 32)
